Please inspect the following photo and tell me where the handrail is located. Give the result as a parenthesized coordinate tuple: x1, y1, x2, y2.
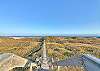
(83, 54, 100, 65)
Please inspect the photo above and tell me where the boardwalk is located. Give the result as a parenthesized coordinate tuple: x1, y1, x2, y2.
(40, 40, 49, 71)
(54, 56, 83, 66)
(54, 54, 100, 71)
(82, 54, 100, 71)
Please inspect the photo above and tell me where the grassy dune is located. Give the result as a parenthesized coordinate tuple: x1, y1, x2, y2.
(46, 36, 100, 59)
(0, 37, 40, 58)
(0, 36, 100, 71)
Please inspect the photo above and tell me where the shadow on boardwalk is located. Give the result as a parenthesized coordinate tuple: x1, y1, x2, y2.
(38, 68, 49, 71)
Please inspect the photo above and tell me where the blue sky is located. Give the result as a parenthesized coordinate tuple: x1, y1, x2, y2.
(0, 0, 100, 35)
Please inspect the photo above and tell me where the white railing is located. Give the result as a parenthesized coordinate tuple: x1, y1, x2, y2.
(83, 54, 100, 65)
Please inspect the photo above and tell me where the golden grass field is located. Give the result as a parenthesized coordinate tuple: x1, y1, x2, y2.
(46, 36, 100, 59)
(0, 36, 100, 71)
(0, 37, 40, 58)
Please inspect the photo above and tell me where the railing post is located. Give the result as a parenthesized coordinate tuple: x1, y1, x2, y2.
(30, 63, 32, 71)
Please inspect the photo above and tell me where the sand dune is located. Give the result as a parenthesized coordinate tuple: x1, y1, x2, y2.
(0, 53, 28, 71)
